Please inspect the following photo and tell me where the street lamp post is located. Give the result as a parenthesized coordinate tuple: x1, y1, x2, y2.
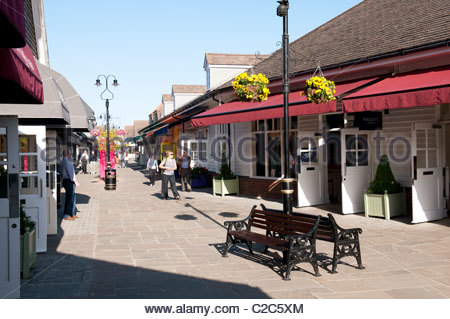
(95, 75, 119, 190)
(277, 0, 293, 214)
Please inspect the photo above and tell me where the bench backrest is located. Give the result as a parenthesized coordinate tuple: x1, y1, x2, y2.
(249, 208, 320, 237)
(259, 205, 337, 242)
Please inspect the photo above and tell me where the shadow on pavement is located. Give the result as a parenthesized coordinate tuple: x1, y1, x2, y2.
(19, 191, 268, 299)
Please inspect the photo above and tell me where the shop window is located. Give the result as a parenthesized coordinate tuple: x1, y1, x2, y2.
(190, 141, 207, 161)
(345, 134, 368, 167)
(416, 129, 438, 169)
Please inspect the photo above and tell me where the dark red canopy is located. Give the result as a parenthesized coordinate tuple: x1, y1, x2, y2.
(0, 0, 26, 48)
(192, 78, 377, 127)
(0, 45, 43, 104)
(343, 66, 450, 113)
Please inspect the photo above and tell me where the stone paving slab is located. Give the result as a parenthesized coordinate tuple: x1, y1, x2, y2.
(19, 162, 450, 299)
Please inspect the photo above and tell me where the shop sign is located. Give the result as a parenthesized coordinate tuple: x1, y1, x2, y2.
(355, 111, 382, 130)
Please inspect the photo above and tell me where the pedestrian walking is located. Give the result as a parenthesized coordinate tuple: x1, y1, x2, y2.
(80, 150, 89, 174)
(118, 151, 124, 168)
(60, 150, 79, 221)
(146, 155, 159, 186)
(159, 151, 180, 200)
(125, 151, 130, 167)
(178, 151, 192, 192)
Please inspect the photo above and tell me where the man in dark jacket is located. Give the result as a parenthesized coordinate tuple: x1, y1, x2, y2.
(178, 151, 192, 192)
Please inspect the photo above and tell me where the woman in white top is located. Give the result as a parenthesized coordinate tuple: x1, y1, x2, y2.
(159, 151, 180, 200)
(146, 155, 159, 186)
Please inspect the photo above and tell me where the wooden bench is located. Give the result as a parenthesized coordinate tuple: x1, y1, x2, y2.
(223, 205, 322, 280)
(260, 204, 364, 273)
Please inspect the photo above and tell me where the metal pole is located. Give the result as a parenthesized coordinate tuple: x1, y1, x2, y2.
(106, 99, 110, 169)
(278, 0, 293, 214)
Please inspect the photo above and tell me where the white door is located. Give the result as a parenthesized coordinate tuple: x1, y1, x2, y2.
(18, 126, 47, 252)
(297, 132, 327, 206)
(341, 130, 371, 214)
(46, 130, 57, 235)
(0, 117, 20, 299)
(411, 123, 445, 223)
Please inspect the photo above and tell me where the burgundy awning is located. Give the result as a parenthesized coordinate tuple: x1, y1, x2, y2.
(343, 66, 450, 113)
(192, 78, 377, 127)
(0, 0, 26, 48)
(0, 45, 43, 104)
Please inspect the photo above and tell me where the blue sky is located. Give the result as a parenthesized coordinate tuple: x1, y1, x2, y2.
(44, 0, 362, 128)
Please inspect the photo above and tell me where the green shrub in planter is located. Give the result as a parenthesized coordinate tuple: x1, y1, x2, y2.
(213, 158, 239, 197)
(20, 205, 36, 278)
(364, 155, 406, 220)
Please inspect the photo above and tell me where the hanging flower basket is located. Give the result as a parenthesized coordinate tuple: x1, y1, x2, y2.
(232, 72, 270, 102)
(301, 76, 336, 104)
(91, 128, 126, 152)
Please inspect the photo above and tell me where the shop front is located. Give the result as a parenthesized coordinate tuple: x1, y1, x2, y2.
(192, 68, 450, 223)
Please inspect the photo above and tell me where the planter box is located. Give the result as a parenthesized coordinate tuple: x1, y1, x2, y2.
(191, 175, 207, 188)
(21, 228, 36, 279)
(213, 177, 239, 197)
(364, 189, 407, 220)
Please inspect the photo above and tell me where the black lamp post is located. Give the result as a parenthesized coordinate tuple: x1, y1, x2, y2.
(277, 0, 293, 214)
(95, 75, 119, 190)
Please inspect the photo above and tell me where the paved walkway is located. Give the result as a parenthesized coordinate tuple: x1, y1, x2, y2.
(20, 163, 450, 298)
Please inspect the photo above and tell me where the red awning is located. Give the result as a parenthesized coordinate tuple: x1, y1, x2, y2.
(191, 78, 378, 127)
(0, 0, 26, 48)
(343, 66, 450, 113)
(0, 45, 43, 104)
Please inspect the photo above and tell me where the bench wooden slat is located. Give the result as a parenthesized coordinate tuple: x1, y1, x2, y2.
(251, 215, 316, 231)
(228, 230, 289, 251)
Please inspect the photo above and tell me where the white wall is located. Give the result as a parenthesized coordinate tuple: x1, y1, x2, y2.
(162, 100, 174, 117)
(207, 65, 253, 91)
(173, 93, 203, 110)
(233, 122, 252, 176)
(207, 125, 217, 172)
(32, 0, 49, 66)
(373, 105, 436, 187)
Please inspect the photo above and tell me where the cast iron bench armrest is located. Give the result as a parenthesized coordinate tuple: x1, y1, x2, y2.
(223, 205, 255, 232)
(327, 213, 362, 240)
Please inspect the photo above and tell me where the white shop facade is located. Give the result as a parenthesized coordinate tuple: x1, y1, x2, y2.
(192, 51, 450, 224)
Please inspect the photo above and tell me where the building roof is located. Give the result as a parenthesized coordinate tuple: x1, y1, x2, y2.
(133, 120, 149, 133)
(172, 85, 206, 94)
(48, 67, 93, 131)
(250, 0, 450, 81)
(162, 94, 173, 102)
(204, 53, 270, 66)
(148, 103, 163, 116)
(124, 125, 134, 137)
